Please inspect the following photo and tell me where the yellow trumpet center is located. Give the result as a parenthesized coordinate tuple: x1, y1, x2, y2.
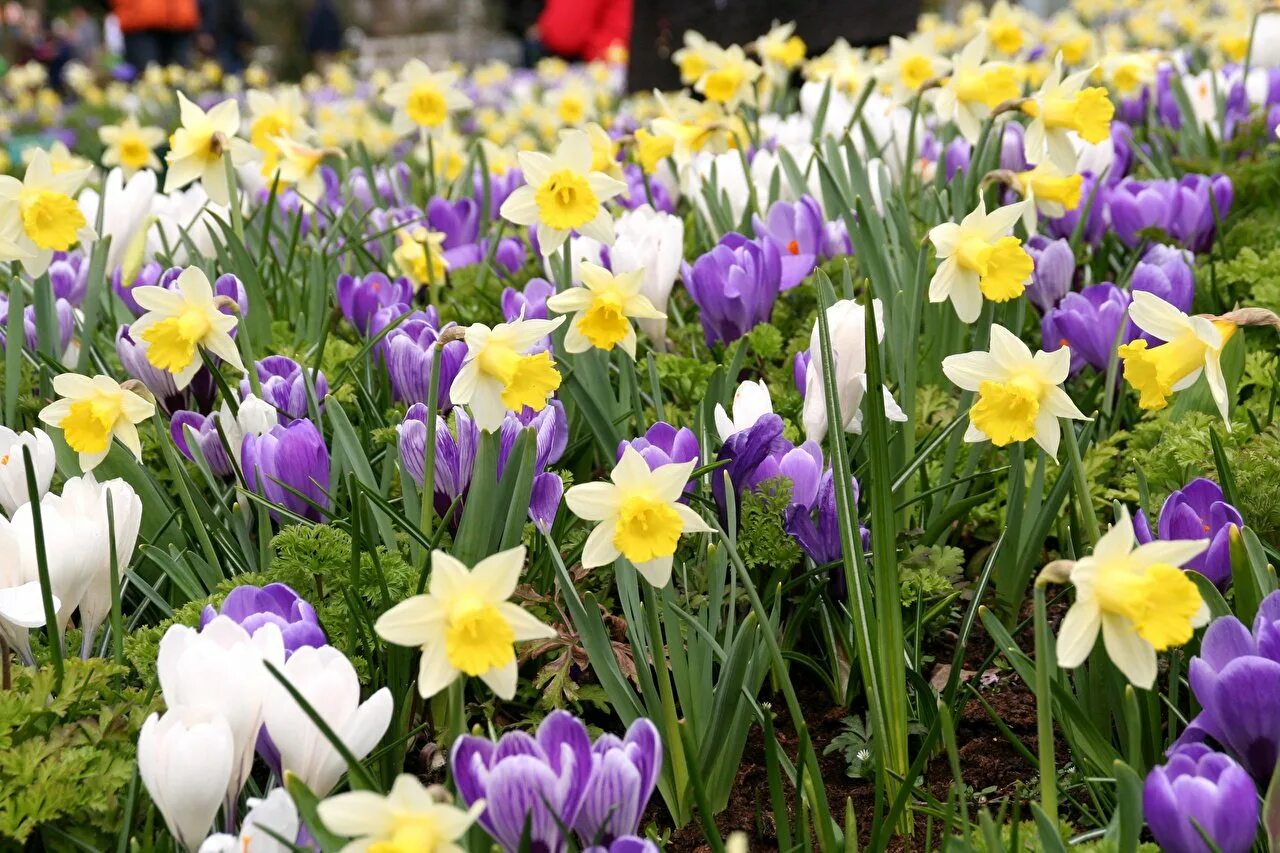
(534, 169, 599, 231)
(1095, 562, 1203, 651)
(578, 291, 630, 350)
(1118, 321, 1236, 411)
(61, 395, 122, 454)
(444, 595, 515, 676)
(970, 373, 1042, 446)
(368, 813, 443, 853)
(20, 188, 86, 251)
(141, 304, 214, 373)
(406, 83, 448, 128)
(614, 493, 683, 564)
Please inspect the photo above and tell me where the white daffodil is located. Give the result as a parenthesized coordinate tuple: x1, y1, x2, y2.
(318, 774, 482, 853)
(693, 44, 763, 109)
(268, 135, 342, 208)
(715, 379, 774, 442)
(0, 148, 94, 276)
(0, 426, 55, 516)
(1012, 163, 1084, 233)
(933, 34, 1020, 143)
(942, 323, 1089, 458)
(565, 446, 713, 588)
(1047, 506, 1209, 688)
(874, 33, 950, 104)
(375, 546, 555, 700)
(382, 60, 472, 136)
(500, 129, 627, 256)
(99, 116, 165, 177)
(1022, 54, 1115, 173)
(165, 91, 257, 206)
(245, 86, 313, 171)
(130, 266, 244, 389)
(928, 198, 1033, 323)
(545, 261, 665, 359)
(38, 373, 155, 471)
(450, 315, 566, 432)
(801, 299, 907, 443)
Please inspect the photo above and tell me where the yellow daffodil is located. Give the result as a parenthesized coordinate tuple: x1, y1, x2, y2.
(876, 33, 950, 103)
(269, 135, 342, 207)
(986, 0, 1030, 56)
(1045, 506, 1209, 688)
(392, 227, 449, 290)
(382, 60, 471, 136)
(581, 123, 623, 180)
(318, 774, 482, 853)
(374, 546, 554, 699)
(38, 374, 154, 471)
(673, 31, 716, 86)
(1119, 291, 1237, 425)
(130, 266, 244, 389)
(633, 128, 676, 175)
(803, 38, 872, 96)
(245, 86, 312, 172)
(99, 117, 166, 177)
(545, 82, 595, 127)
(450, 315, 566, 431)
(165, 91, 256, 206)
(1013, 163, 1084, 232)
(0, 148, 95, 276)
(695, 45, 762, 109)
(933, 34, 1021, 142)
(928, 199, 1033, 322)
(753, 20, 807, 78)
(545, 262, 666, 358)
(565, 446, 713, 588)
(942, 324, 1089, 457)
(499, 129, 627, 256)
(1022, 55, 1115, 172)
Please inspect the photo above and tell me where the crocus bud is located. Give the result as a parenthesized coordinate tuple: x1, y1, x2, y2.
(0, 427, 55, 515)
(138, 707, 235, 852)
(1156, 478, 1243, 586)
(1143, 744, 1258, 853)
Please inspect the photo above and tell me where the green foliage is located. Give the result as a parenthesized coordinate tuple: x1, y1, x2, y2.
(0, 659, 157, 847)
(735, 477, 802, 572)
(1207, 245, 1280, 310)
(1216, 203, 1280, 260)
(899, 544, 964, 609)
(823, 715, 875, 779)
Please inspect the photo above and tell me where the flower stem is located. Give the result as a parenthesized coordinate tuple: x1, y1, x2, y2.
(1033, 583, 1058, 824)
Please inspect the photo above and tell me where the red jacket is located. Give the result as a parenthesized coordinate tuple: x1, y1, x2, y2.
(537, 0, 632, 62)
(113, 0, 200, 34)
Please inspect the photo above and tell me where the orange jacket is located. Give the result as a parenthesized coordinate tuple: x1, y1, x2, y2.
(113, 0, 200, 34)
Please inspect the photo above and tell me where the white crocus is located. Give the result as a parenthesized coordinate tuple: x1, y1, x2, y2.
(942, 324, 1089, 458)
(0, 513, 57, 661)
(610, 204, 684, 346)
(0, 426, 55, 516)
(682, 150, 751, 230)
(801, 299, 906, 444)
(138, 706, 236, 852)
(68, 474, 143, 656)
(261, 645, 393, 796)
(715, 380, 774, 442)
(147, 183, 230, 265)
(77, 167, 157, 276)
(158, 618, 285, 800)
(198, 788, 299, 853)
(12, 480, 103, 637)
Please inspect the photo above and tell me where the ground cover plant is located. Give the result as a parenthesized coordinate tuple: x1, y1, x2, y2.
(4, 2, 1280, 850)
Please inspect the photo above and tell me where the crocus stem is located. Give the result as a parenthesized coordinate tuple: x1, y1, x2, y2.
(1, 636, 9, 691)
(642, 582, 690, 824)
(23, 446, 62, 693)
(1033, 582, 1058, 824)
(445, 678, 466, 747)
(1061, 421, 1101, 544)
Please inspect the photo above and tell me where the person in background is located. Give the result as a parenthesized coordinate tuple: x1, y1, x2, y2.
(303, 0, 342, 72)
(198, 0, 253, 75)
(112, 0, 200, 68)
(68, 7, 103, 65)
(503, 0, 543, 67)
(534, 0, 631, 62)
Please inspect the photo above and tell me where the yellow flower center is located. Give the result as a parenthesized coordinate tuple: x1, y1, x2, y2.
(557, 94, 586, 126)
(980, 237, 1032, 301)
(61, 395, 121, 454)
(393, 230, 449, 288)
(20, 188, 86, 251)
(407, 83, 448, 127)
(478, 344, 562, 413)
(679, 54, 708, 85)
(1112, 63, 1144, 95)
(1094, 562, 1203, 651)
(1025, 87, 1114, 143)
(1118, 321, 1235, 411)
(703, 65, 746, 103)
(1220, 34, 1249, 63)
(578, 291, 630, 350)
(970, 374, 1042, 446)
(141, 304, 213, 373)
(1060, 34, 1092, 65)
(118, 135, 153, 170)
(1019, 168, 1084, 210)
(635, 130, 675, 174)
(900, 54, 936, 91)
(989, 20, 1025, 55)
(613, 493, 683, 564)
(368, 813, 442, 853)
(534, 169, 599, 231)
(444, 595, 515, 676)
(250, 112, 290, 152)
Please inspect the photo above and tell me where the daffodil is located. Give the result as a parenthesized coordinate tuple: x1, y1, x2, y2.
(1046, 506, 1209, 688)
(875, 33, 950, 103)
(374, 546, 554, 699)
(98, 117, 165, 177)
(694, 44, 763, 109)
(928, 198, 1034, 322)
(564, 446, 713, 587)
(38, 374, 154, 471)
(673, 31, 716, 86)
(392, 227, 449, 290)
(499, 129, 626, 256)
(753, 20, 807, 80)
(450, 315, 566, 431)
(382, 59, 472, 136)
(245, 86, 312, 172)
(1118, 291, 1237, 425)
(633, 128, 676, 174)
(318, 774, 482, 853)
(942, 323, 1089, 458)
(1022, 55, 1115, 172)
(545, 262, 665, 358)
(129, 266, 244, 389)
(1012, 163, 1084, 232)
(165, 92, 256, 206)
(0, 148, 94, 276)
(268, 135, 342, 207)
(933, 34, 1021, 142)
(985, 0, 1031, 56)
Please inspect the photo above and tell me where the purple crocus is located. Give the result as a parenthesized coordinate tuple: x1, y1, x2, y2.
(1041, 284, 1131, 373)
(7, 298, 76, 358)
(573, 719, 661, 847)
(530, 471, 564, 533)
(335, 272, 414, 336)
(241, 355, 327, 422)
(502, 278, 555, 324)
(943, 137, 971, 180)
(711, 413, 788, 510)
(48, 252, 89, 306)
(617, 422, 700, 472)
(1109, 179, 1176, 248)
(1169, 173, 1233, 253)
(682, 232, 782, 347)
(200, 583, 326, 654)
(1024, 236, 1075, 312)
(382, 315, 468, 408)
(1144, 744, 1258, 853)
(112, 261, 167, 316)
(752, 196, 825, 289)
(749, 440, 823, 505)
(451, 710, 595, 853)
(428, 196, 482, 267)
(170, 409, 236, 476)
(1132, 244, 1194, 312)
(585, 839, 659, 853)
(242, 419, 331, 522)
(1154, 478, 1242, 586)
(784, 467, 868, 566)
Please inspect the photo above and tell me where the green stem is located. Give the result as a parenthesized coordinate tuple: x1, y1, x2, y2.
(1061, 422, 1101, 543)
(22, 446, 62, 692)
(643, 583, 690, 824)
(1033, 583, 1057, 824)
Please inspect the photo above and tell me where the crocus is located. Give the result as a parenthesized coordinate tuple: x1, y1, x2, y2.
(242, 419, 332, 522)
(201, 583, 326, 655)
(530, 472, 564, 533)
(574, 718, 662, 846)
(752, 196, 825, 289)
(260, 644, 393, 796)
(1042, 284, 1130, 373)
(682, 232, 783, 346)
(384, 314, 469, 408)
(335, 272, 413, 336)
(1131, 244, 1194, 314)
(618, 422, 700, 476)
(138, 707, 235, 852)
(0, 426, 55, 515)
(197, 787, 299, 853)
(1024, 236, 1074, 312)
(1169, 173, 1232, 253)
(65, 474, 143, 655)
(1108, 179, 1176, 248)
(608, 204, 684, 345)
(451, 710, 594, 853)
(1154, 478, 1242, 586)
(501, 277, 554, 324)
(0, 514, 57, 659)
(785, 465, 869, 565)
(317, 774, 482, 853)
(242, 355, 327, 422)
(1143, 745, 1258, 853)
(714, 379, 774, 443)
